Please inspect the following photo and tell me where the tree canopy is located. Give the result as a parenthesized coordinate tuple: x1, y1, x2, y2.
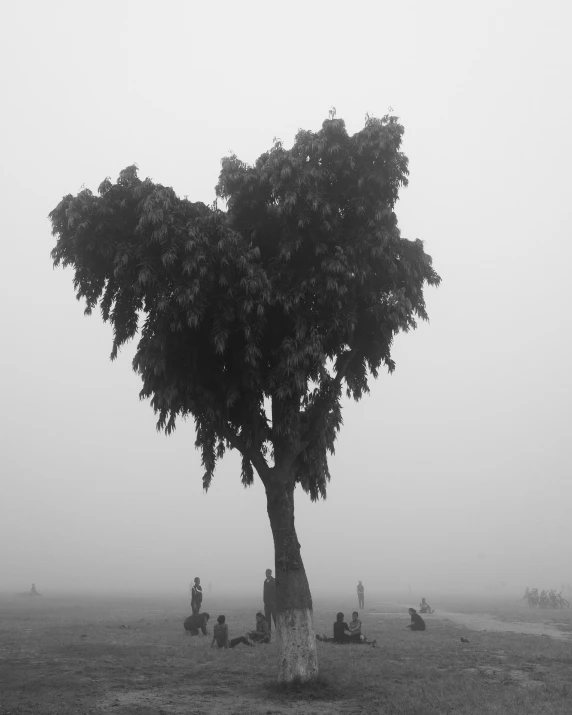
(50, 114, 440, 499)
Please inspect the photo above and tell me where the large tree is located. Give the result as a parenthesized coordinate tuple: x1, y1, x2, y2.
(50, 114, 440, 682)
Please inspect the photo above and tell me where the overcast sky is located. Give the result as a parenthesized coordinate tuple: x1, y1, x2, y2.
(1, 0, 570, 599)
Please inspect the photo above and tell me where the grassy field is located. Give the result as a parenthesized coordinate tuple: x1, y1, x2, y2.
(1, 593, 571, 714)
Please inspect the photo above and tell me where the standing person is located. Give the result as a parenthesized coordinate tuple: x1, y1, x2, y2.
(357, 581, 364, 609)
(263, 568, 277, 633)
(190, 577, 203, 615)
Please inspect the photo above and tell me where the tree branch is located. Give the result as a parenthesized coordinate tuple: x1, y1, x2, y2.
(219, 422, 271, 483)
(295, 347, 359, 457)
(333, 346, 359, 390)
(195, 381, 272, 483)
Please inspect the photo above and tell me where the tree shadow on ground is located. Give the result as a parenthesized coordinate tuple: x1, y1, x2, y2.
(265, 673, 347, 702)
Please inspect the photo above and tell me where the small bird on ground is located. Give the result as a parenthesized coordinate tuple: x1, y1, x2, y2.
(460, 637, 470, 643)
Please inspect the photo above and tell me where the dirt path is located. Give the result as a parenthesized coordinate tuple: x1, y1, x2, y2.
(429, 609, 571, 640)
(365, 605, 571, 640)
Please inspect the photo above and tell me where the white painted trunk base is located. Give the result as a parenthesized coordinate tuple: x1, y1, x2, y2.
(276, 607, 318, 683)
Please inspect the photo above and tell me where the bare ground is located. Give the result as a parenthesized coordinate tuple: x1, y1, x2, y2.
(431, 609, 571, 640)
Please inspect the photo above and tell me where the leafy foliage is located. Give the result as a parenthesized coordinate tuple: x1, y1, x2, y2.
(50, 115, 440, 497)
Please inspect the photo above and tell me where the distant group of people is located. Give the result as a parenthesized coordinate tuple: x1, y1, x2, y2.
(212, 611, 271, 648)
(314, 605, 426, 645)
(184, 569, 277, 648)
(184, 610, 272, 648)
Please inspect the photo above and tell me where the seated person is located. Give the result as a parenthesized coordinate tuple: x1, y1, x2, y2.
(407, 608, 426, 631)
(419, 598, 433, 614)
(211, 615, 229, 649)
(316, 612, 376, 646)
(184, 612, 210, 636)
(333, 611, 350, 643)
(316, 612, 348, 642)
(229, 612, 271, 648)
(248, 612, 271, 642)
(348, 611, 364, 642)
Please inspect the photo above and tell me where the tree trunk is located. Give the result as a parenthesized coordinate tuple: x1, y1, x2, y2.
(266, 477, 318, 683)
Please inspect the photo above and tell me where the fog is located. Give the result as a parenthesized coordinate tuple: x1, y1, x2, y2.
(1, 0, 570, 600)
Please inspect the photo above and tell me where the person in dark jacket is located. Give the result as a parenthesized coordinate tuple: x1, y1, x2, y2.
(263, 569, 277, 632)
(184, 612, 210, 635)
(407, 608, 426, 631)
(333, 612, 351, 642)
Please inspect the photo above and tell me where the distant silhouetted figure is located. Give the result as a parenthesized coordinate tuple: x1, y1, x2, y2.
(184, 612, 210, 636)
(190, 577, 203, 615)
(357, 581, 364, 609)
(263, 569, 277, 632)
(419, 597, 434, 614)
(29, 584, 41, 596)
(461, 637, 470, 643)
(407, 608, 426, 631)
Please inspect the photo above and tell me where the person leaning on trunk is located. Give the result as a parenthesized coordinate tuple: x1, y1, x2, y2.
(263, 569, 277, 633)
